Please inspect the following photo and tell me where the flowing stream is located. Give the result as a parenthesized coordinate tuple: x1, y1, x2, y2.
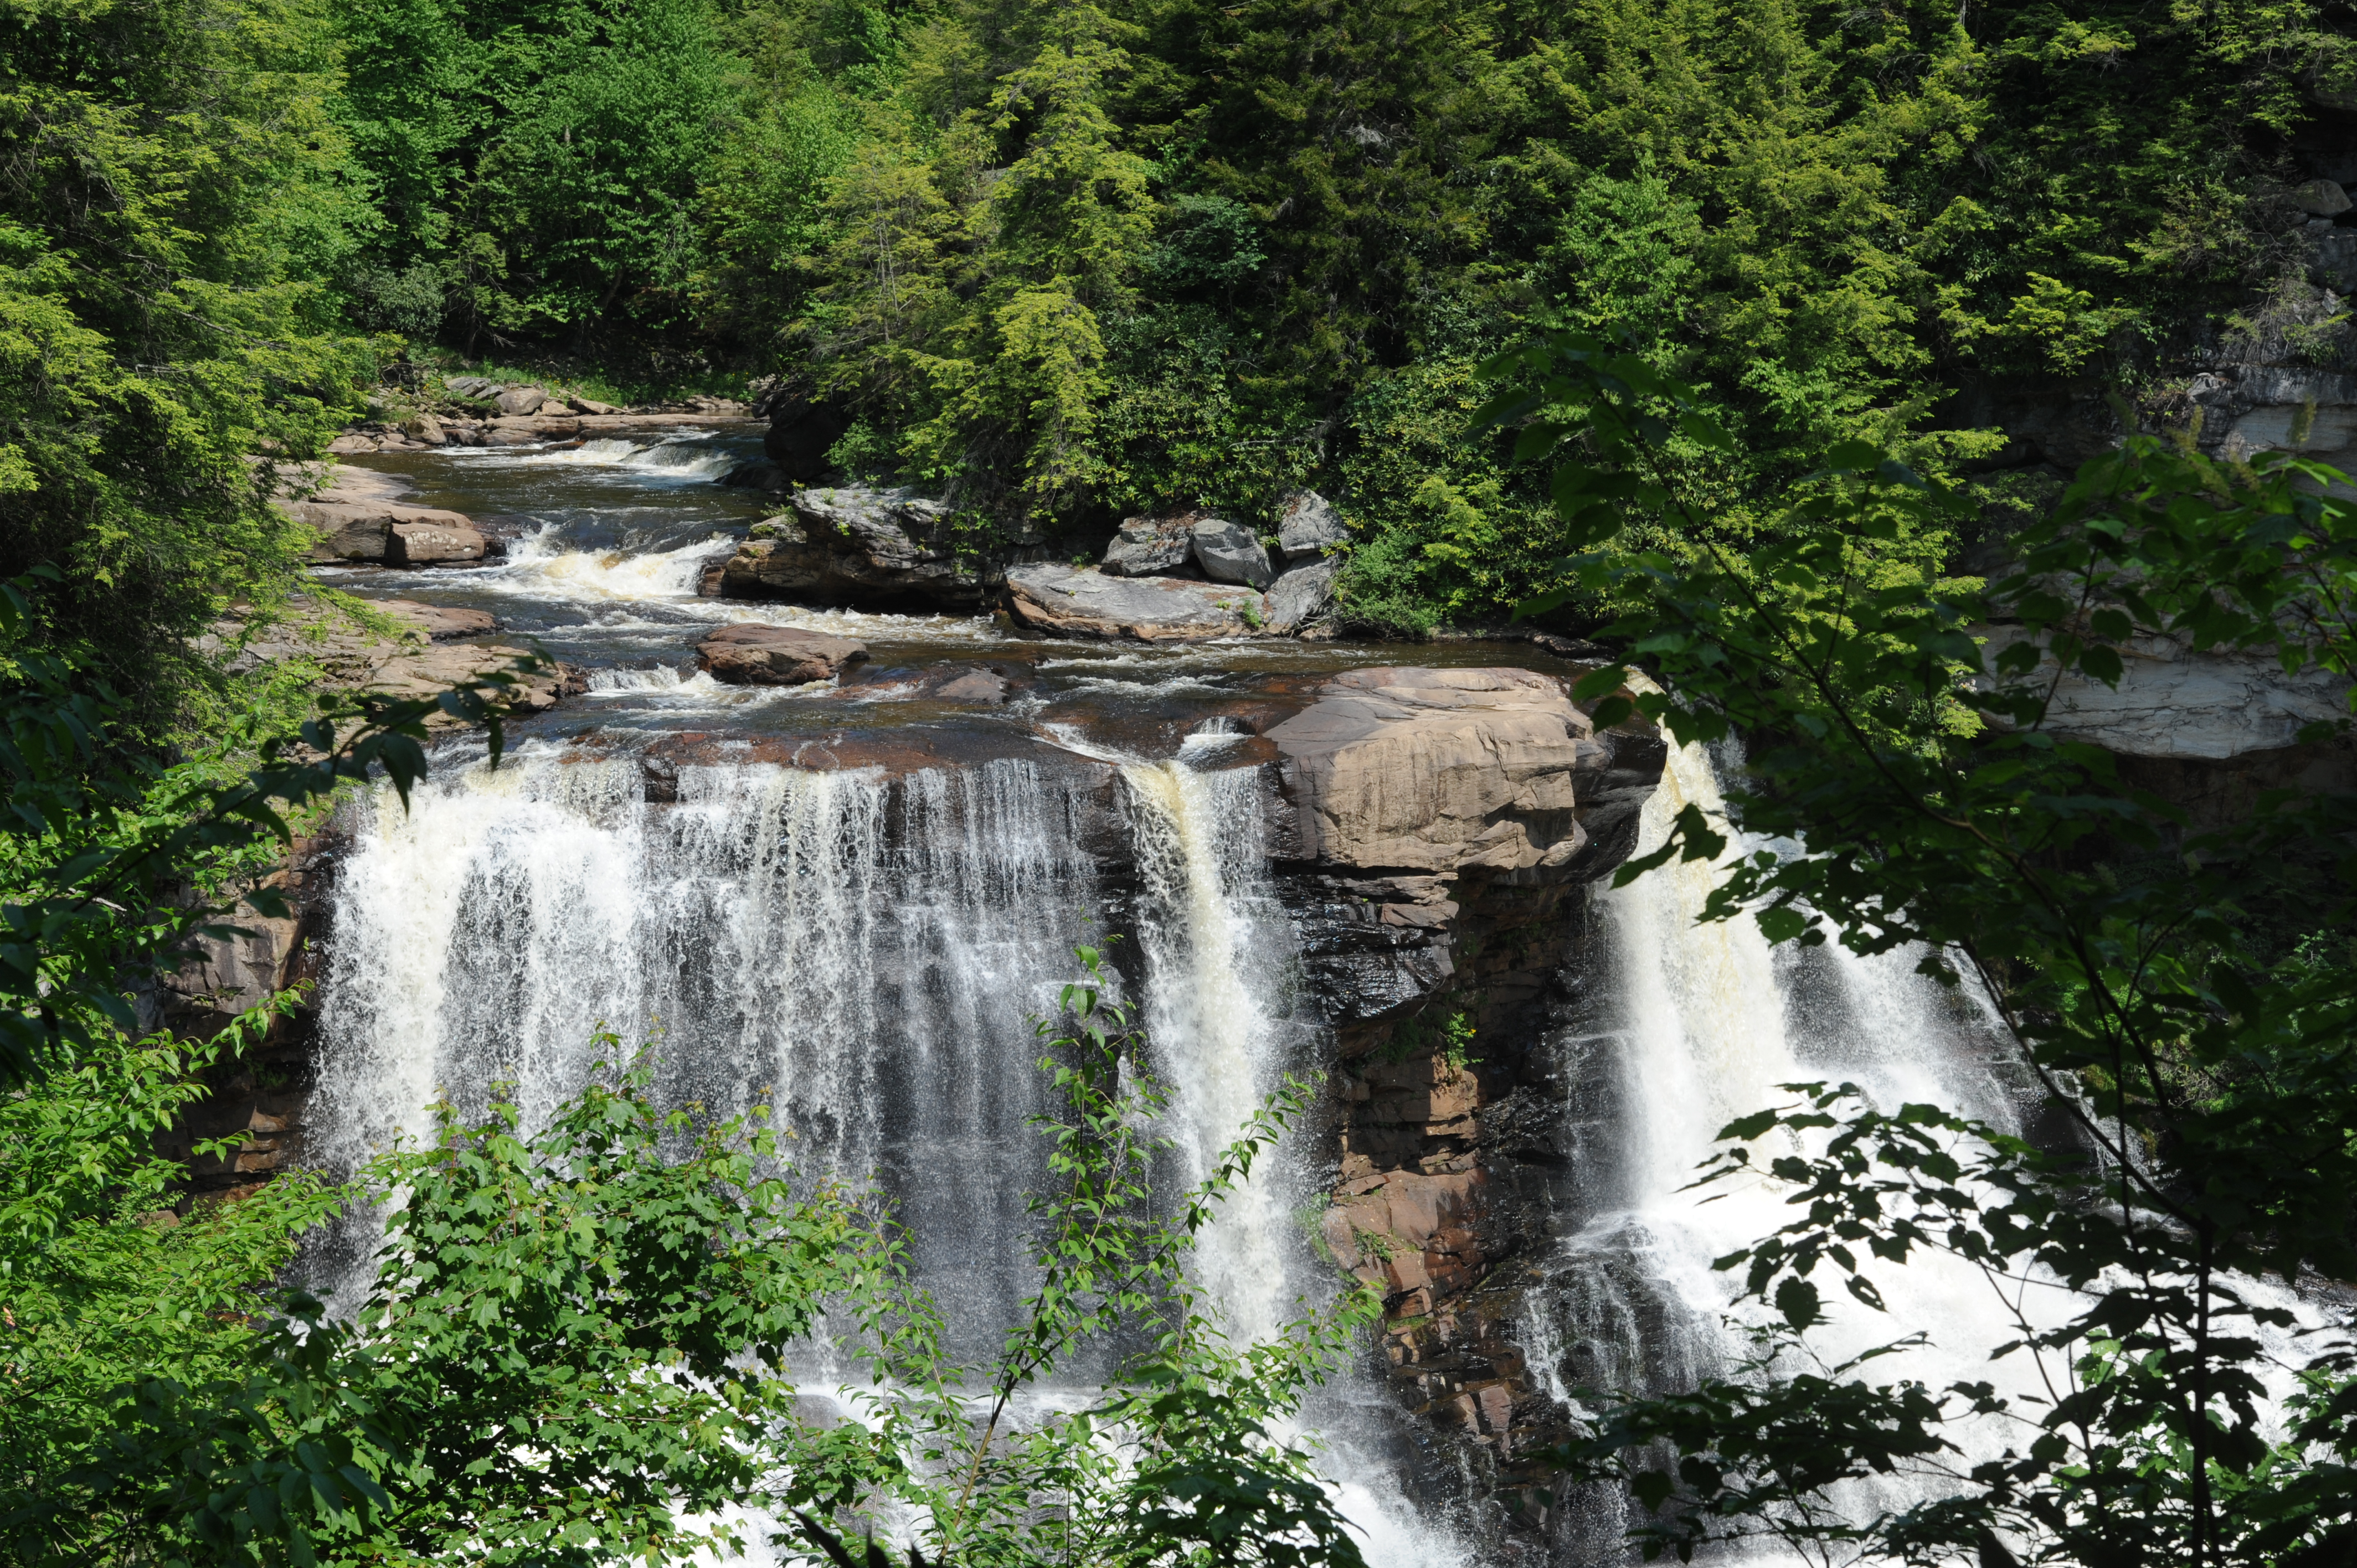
(302, 431, 2089, 1563)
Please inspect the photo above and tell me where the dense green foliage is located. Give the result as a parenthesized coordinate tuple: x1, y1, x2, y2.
(1478, 331, 2357, 1563)
(12, 0, 2355, 688)
(218, 0, 2357, 629)
(0, 0, 379, 730)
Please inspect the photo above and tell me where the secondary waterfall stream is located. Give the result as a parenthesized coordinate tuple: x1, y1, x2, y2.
(297, 432, 2087, 1563)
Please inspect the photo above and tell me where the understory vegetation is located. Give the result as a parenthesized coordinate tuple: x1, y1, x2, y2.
(1478, 334, 2357, 1566)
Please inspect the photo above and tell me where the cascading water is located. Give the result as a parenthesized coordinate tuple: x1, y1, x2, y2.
(1526, 728, 2052, 1557)
(313, 745, 1101, 1348)
(1119, 752, 1297, 1345)
(306, 729, 1457, 1564)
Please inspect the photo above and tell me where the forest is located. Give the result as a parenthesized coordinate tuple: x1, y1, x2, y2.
(9, 0, 2356, 681)
(8, 0, 2357, 1562)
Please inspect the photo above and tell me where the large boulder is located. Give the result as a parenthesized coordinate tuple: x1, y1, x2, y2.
(387, 520, 488, 565)
(281, 493, 486, 566)
(1102, 513, 1197, 577)
(1268, 667, 1599, 876)
(494, 384, 549, 415)
(1277, 490, 1349, 562)
(1003, 564, 1263, 641)
(1264, 556, 1339, 635)
(1190, 515, 1274, 587)
(718, 485, 989, 608)
(694, 624, 869, 686)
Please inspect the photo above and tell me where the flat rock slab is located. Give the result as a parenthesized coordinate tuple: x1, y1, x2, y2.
(1004, 564, 1264, 641)
(198, 600, 580, 719)
(696, 623, 870, 686)
(382, 600, 498, 640)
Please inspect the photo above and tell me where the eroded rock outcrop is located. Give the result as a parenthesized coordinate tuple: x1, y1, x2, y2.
(719, 485, 991, 608)
(275, 465, 490, 565)
(1259, 666, 1665, 1511)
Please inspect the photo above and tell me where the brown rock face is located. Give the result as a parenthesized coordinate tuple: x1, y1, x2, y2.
(695, 623, 869, 686)
(1263, 665, 1666, 1519)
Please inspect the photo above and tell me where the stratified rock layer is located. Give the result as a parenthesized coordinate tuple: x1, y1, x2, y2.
(1260, 666, 1665, 1518)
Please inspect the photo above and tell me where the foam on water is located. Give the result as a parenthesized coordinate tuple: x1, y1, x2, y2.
(449, 434, 739, 482)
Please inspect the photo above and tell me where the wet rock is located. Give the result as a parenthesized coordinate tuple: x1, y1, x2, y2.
(387, 519, 488, 565)
(2296, 178, 2353, 216)
(403, 412, 446, 446)
(381, 600, 497, 639)
(1003, 564, 1263, 640)
(718, 485, 990, 608)
(1277, 489, 1349, 561)
(1102, 513, 1197, 577)
(695, 623, 870, 686)
(930, 668, 1012, 704)
(495, 384, 549, 415)
(1190, 515, 1274, 587)
(1264, 556, 1339, 635)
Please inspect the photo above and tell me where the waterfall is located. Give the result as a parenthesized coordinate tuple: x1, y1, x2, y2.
(1119, 755, 1297, 1346)
(312, 744, 1101, 1349)
(1527, 728, 2055, 1555)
